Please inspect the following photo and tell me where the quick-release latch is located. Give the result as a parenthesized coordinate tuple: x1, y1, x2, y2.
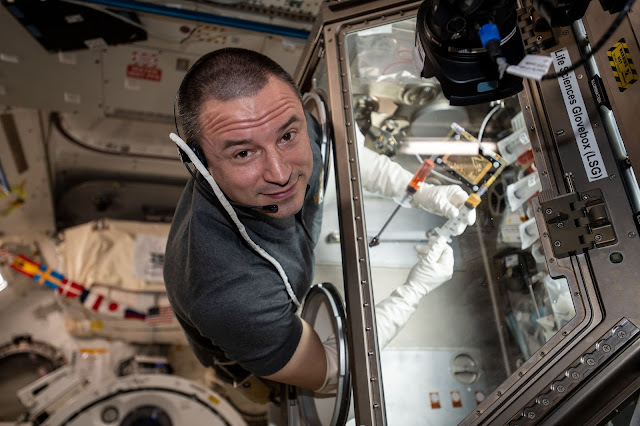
(540, 189, 616, 258)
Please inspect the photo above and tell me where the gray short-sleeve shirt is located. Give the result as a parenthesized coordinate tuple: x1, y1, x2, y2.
(164, 114, 324, 376)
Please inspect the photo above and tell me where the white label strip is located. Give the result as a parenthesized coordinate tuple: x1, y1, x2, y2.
(551, 48, 608, 182)
(506, 54, 553, 80)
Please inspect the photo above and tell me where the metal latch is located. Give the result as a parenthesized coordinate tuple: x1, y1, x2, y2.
(540, 189, 616, 258)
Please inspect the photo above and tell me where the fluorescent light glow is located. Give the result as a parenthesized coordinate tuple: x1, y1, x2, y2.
(398, 138, 498, 156)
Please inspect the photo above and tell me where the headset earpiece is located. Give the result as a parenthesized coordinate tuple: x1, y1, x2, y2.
(193, 144, 208, 168)
(178, 142, 208, 168)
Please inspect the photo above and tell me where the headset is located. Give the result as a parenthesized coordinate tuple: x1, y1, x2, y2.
(172, 55, 278, 213)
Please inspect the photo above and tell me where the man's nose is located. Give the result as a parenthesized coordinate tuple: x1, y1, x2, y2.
(263, 150, 291, 185)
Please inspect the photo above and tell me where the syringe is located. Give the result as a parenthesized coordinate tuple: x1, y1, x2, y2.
(369, 158, 435, 247)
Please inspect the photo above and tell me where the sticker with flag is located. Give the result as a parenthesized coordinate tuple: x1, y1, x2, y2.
(10, 253, 147, 321)
(12, 255, 84, 297)
(125, 309, 146, 321)
(79, 289, 128, 318)
(33, 265, 66, 291)
(57, 279, 85, 298)
(146, 306, 174, 326)
(10, 254, 42, 279)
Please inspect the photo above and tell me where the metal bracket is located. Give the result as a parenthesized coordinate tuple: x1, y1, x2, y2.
(509, 318, 640, 425)
(540, 189, 617, 258)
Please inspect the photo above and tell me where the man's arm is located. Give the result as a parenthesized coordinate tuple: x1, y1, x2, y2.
(262, 318, 327, 390)
(265, 237, 455, 394)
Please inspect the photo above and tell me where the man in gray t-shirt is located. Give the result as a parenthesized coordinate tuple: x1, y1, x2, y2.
(164, 48, 473, 394)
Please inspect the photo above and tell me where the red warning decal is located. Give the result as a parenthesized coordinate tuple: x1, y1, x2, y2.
(451, 390, 463, 408)
(127, 51, 162, 82)
(429, 392, 441, 409)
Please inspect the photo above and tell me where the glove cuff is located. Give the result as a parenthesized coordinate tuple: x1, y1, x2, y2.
(314, 342, 339, 395)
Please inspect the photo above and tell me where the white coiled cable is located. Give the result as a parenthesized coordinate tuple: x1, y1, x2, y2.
(169, 133, 301, 308)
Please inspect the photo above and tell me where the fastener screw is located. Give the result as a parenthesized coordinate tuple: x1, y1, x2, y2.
(542, 398, 550, 405)
(528, 412, 536, 419)
(545, 208, 553, 214)
(618, 331, 627, 338)
(587, 358, 596, 366)
(557, 385, 565, 393)
(583, 194, 590, 200)
(571, 372, 580, 379)
(557, 222, 564, 228)
(602, 344, 611, 353)
(554, 241, 562, 247)
(594, 234, 602, 242)
(629, 232, 636, 238)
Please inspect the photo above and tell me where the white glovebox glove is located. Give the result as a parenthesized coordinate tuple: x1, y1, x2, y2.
(358, 145, 476, 228)
(374, 236, 454, 350)
(314, 236, 455, 396)
(314, 334, 339, 396)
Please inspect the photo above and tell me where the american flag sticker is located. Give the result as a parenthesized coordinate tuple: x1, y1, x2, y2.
(146, 306, 174, 326)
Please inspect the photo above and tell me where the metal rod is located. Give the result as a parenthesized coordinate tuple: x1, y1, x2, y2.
(475, 223, 513, 377)
(368, 204, 402, 247)
(528, 281, 542, 318)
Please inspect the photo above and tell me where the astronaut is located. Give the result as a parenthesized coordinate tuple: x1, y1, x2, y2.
(164, 47, 473, 396)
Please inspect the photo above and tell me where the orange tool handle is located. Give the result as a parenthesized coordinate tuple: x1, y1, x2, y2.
(406, 159, 435, 194)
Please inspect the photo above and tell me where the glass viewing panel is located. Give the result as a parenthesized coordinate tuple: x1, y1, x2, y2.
(306, 55, 348, 295)
(339, 17, 577, 425)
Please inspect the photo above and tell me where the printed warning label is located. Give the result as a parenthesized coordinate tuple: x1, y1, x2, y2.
(551, 48, 608, 182)
(607, 38, 638, 92)
(127, 51, 162, 82)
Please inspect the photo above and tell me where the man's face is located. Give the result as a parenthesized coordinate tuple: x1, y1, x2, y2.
(199, 77, 313, 219)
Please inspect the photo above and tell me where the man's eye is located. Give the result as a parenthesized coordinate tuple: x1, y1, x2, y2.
(236, 150, 250, 158)
(282, 132, 295, 142)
